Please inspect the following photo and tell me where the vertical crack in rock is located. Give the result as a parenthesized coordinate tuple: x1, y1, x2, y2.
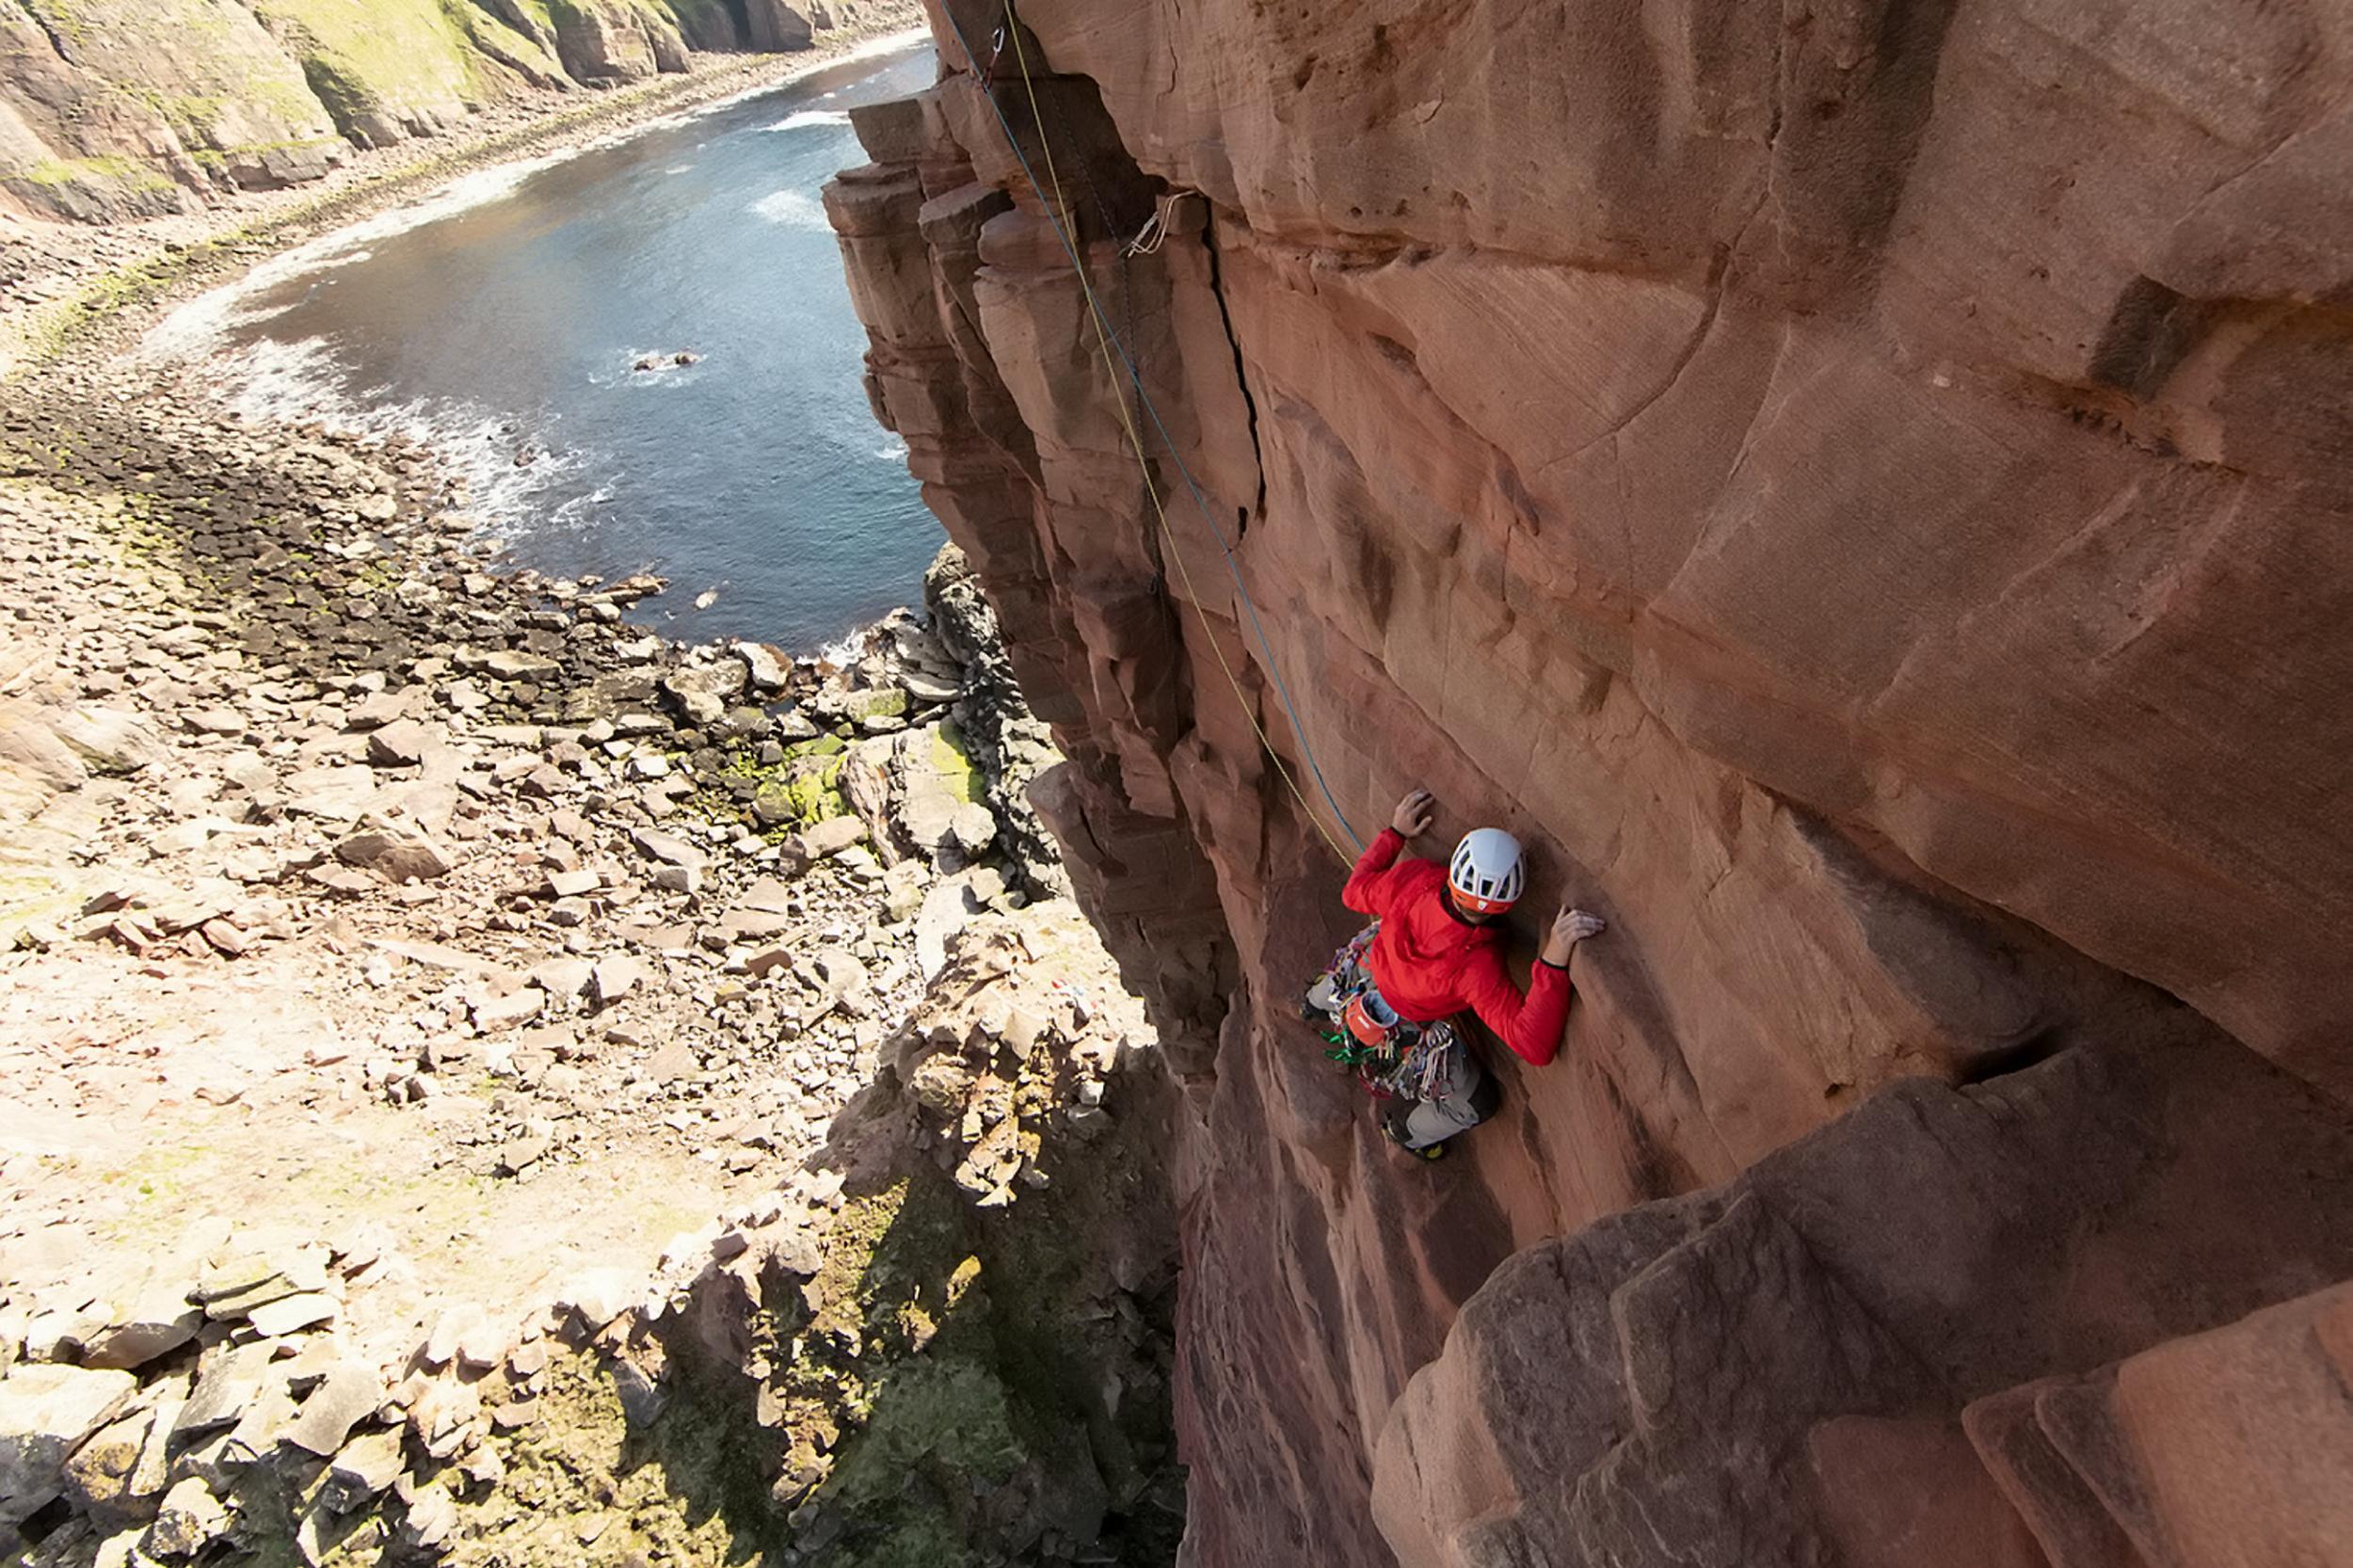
(13, 0, 72, 65)
(1199, 209, 1267, 528)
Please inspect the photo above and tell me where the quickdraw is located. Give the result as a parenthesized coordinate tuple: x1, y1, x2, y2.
(1307, 923, 1460, 1102)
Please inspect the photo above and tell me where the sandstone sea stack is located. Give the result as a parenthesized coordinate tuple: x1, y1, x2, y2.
(826, 2, 2353, 1563)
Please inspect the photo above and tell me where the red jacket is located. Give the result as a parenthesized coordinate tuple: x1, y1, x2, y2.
(1341, 828, 1572, 1066)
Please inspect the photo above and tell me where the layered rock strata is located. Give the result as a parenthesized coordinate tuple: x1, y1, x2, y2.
(828, 2, 2353, 1563)
(0, 0, 912, 221)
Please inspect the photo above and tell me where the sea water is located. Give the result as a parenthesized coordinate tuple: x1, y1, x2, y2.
(151, 40, 942, 650)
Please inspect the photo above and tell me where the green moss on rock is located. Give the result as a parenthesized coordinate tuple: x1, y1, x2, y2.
(843, 687, 909, 723)
(247, 0, 485, 140)
(928, 720, 981, 806)
(11, 154, 168, 190)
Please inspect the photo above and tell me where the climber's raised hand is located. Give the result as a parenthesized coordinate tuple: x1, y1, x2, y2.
(1391, 787, 1436, 838)
(1542, 906, 1607, 966)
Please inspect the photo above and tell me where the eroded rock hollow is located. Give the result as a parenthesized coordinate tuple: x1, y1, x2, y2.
(825, 3, 2353, 1562)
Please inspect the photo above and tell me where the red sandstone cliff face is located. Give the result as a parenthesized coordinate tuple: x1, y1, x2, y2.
(825, 3, 2353, 1562)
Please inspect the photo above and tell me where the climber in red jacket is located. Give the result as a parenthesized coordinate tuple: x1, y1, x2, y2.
(1306, 788, 1606, 1156)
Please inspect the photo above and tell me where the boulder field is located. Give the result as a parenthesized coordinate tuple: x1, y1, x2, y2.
(824, 2, 2353, 1564)
(0, 0, 916, 223)
(0, 355, 1181, 1566)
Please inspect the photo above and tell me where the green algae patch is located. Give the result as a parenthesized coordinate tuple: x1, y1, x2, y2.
(689, 733, 855, 839)
(929, 719, 982, 806)
(781, 754, 848, 824)
(715, 1156, 1164, 1565)
(842, 686, 908, 723)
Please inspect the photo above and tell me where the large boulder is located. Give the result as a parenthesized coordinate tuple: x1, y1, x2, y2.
(743, 0, 815, 51)
(46, 704, 168, 776)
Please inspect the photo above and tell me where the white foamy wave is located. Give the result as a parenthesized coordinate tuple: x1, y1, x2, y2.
(751, 188, 828, 230)
(547, 484, 616, 535)
(440, 418, 592, 537)
(812, 627, 869, 668)
(872, 438, 908, 461)
(664, 164, 694, 175)
(191, 331, 594, 544)
(205, 336, 359, 426)
(760, 109, 852, 133)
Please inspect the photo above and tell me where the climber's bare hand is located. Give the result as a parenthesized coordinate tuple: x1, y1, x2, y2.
(1391, 788, 1436, 838)
(1543, 906, 1606, 965)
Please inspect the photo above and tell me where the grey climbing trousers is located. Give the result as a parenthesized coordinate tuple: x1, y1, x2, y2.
(1395, 1045, 1492, 1150)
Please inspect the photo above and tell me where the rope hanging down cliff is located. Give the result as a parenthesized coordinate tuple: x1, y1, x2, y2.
(940, 3, 1368, 859)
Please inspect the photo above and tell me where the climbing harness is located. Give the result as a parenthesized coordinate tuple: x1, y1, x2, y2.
(942, 5, 1367, 861)
(1305, 923, 1462, 1104)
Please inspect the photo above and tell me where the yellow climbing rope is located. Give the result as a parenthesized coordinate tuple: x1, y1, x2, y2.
(1000, 21, 1357, 864)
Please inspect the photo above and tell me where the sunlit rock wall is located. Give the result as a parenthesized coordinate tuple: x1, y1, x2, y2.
(827, 3, 2353, 1562)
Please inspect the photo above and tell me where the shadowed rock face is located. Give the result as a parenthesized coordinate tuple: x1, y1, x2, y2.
(825, 2, 2353, 1562)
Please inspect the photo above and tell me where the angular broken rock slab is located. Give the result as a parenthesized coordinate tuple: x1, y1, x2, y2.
(472, 987, 545, 1032)
(528, 956, 594, 999)
(558, 1269, 634, 1333)
(591, 954, 645, 1005)
(62, 1405, 154, 1524)
(147, 1476, 229, 1558)
(423, 1304, 483, 1369)
(334, 821, 454, 884)
(81, 1280, 202, 1371)
(738, 642, 790, 691)
(345, 687, 419, 731)
(49, 704, 168, 776)
(173, 1343, 277, 1441)
(326, 1428, 404, 1510)
(545, 867, 600, 899)
(245, 1290, 338, 1337)
(281, 763, 378, 822)
(630, 826, 707, 871)
(779, 815, 868, 872)
(400, 1481, 459, 1549)
(365, 718, 432, 768)
(282, 1362, 386, 1458)
(0, 1364, 137, 1524)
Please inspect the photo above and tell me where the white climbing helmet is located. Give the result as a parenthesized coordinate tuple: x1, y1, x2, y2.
(1448, 828, 1524, 917)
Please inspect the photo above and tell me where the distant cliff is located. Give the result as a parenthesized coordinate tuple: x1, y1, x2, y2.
(0, 0, 906, 221)
(829, 2, 2353, 1564)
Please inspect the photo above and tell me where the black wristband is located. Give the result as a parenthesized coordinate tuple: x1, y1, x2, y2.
(1538, 957, 1569, 972)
